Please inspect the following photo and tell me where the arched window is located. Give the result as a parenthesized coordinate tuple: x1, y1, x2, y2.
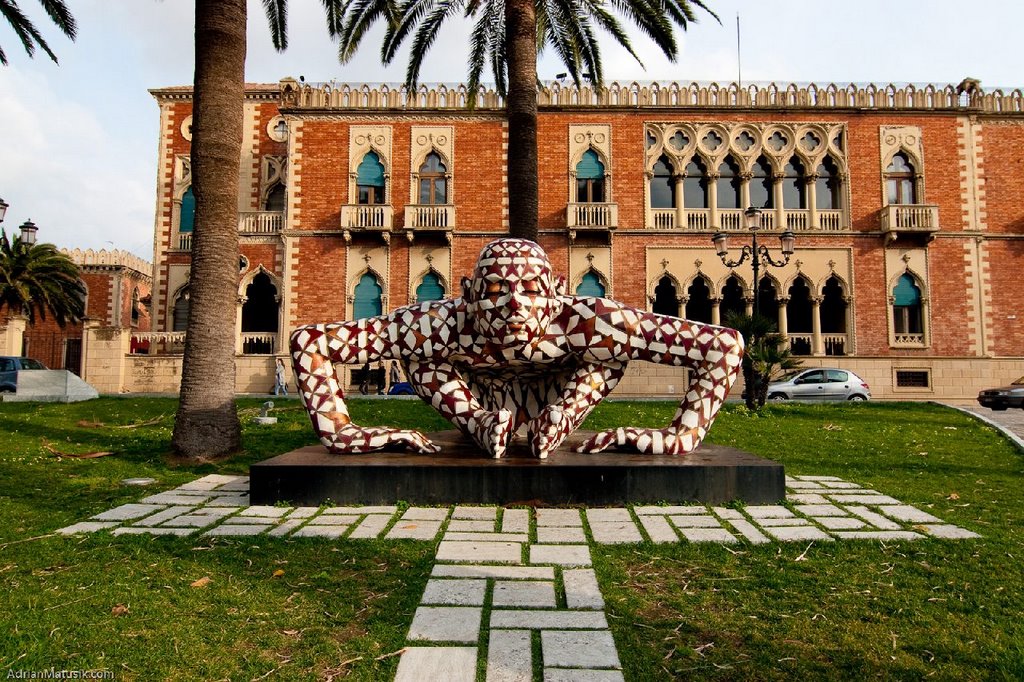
(652, 276, 680, 317)
(415, 272, 445, 303)
(241, 273, 279, 333)
(576, 150, 606, 203)
(885, 153, 916, 204)
(264, 183, 285, 212)
(821, 275, 847, 333)
(683, 158, 708, 209)
(782, 158, 806, 209)
(720, 275, 746, 322)
(179, 186, 195, 232)
(756, 278, 778, 323)
(418, 152, 448, 204)
(353, 273, 383, 319)
(172, 288, 190, 332)
(815, 157, 841, 210)
(892, 273, 923, 335)
(356, 151, 386, 205)
(786, 277, 813, 355)
(650, 155, 675, 209)
(749, 156, 773, 209)
(685, 277, 712, 323)
(131, 288, 140, 326)
(576, 271, 606, 297)
(717, 156, 741, 209)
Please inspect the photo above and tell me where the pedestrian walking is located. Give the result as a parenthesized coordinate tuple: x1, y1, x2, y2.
(273, 358, 288, 396)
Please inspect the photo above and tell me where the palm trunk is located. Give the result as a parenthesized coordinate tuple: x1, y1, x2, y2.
(171, 0, 246, 458)
(505, 0, 538, 242)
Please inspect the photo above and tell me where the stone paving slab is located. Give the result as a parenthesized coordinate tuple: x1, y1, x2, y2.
(348, 514, 393, 539)
(501, 509, 530, 533)
(421, 578, 488, 606)
(637, 515, 678, 543)
(408, 606, 482, 642)
(113, 526, 194, 537)
(204, 524, 269, 536)
(444, 532, 530, 543)
(543, 669, 625, 682)
(57, 521, 120, 534)
(762, 526, 833, 542)
(91, 504, 166, 521)
(727, 519, 771, 544)
(536, 509, 583, 526)
(878, 505, 943, 523)
(386, 519, 444, 540)
(394, 646, 477, 682)
(453, 506, 497, 520)
(486, 629, 532, 682)
(437, 541, 523, 564)
(563, 569, 604, 610)
(493, 580, 557, 607)
(490, 610, 608, 630)
(919, 524, 981, 539)
(132, 505, 196, 526)
(680, 527, 738, 543)
(433, 565, 555, 580)
(530, 545, 591, 567)
(448, 520, 496, 532)
(239, 506, 289, 518)
(292, 525, 349, 538)
(588, 521, 643, 544)
(542, 630, 621, 669)
(670, 515, 722, 528)
(537, 526, 587, 543)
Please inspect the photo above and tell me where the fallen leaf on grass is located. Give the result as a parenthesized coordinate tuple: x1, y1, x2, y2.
(76, 420, 105, 428)
(281, 629, 300, 637)
(272, 569, 285, 578)
(822, 423, 843, 431)
(190, 577, 211, 588)
(111, 604, 130, 617)
(947, 493, 960, 501)
(42, 440, 114, 459)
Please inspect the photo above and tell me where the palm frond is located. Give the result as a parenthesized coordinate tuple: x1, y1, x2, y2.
(35, 0, 76, 38)
(404, 0, 468, 91)
(260, 0, 288, 50)
(321, 0, 346, 37)
(338, 0, 403, 63)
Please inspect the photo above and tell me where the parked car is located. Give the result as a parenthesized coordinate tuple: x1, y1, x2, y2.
(766, 368, 871, 402)
(977, 376, 1024, 410)
(0, 356, 48, 392)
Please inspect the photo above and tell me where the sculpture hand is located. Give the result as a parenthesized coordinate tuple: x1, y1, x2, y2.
(471, 409, 514, 459)
(576, 426, 700, 456)
(322, 424, 440, 455)
(528, 406, 566, 459)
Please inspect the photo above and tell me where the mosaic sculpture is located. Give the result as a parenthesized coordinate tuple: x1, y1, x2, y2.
(291, 238, 744, 458)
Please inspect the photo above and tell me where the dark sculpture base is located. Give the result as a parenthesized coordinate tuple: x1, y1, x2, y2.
(249, 431, 784, 506)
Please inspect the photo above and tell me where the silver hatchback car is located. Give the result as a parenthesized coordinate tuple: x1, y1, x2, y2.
(767, 368, 871, 402)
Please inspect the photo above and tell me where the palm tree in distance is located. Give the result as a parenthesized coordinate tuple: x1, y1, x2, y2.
(0, 0, 77, 65)
(724, 312, 802, 410)
(172, 0, 343, 459)
(336, 0, 717, 241)
(0, 230, 85, 326)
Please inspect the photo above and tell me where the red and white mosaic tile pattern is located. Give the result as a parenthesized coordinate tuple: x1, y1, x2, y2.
(290, 239, 744, 458)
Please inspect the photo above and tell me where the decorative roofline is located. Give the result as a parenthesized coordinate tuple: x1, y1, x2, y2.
(277, 78, 1024, 114)
(62, 248, 153, 278)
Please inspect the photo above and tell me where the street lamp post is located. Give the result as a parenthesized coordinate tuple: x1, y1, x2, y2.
(0, 199, 42, 249)
(712, 207, 796, 321)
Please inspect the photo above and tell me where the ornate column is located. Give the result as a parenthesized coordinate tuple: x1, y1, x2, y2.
(744, 294, 754, 318)
(711, 296, 722, 325)
(776, 297, 790, 349)
(235, 296, 245, 354)
(772, 172, 786, 230)
(805, 173, 818, 229)
(708, 171, 720, 229)
(811, 296, 824, 356)
(673, 173, 685, 228)
(739, 171, 753, 213)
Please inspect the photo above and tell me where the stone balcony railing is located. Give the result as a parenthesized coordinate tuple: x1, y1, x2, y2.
(404, 204, 456, 230)
(340, 205, 393, 229)
(129, 331, 280, 356)
(880, 204, 940, 243)
(567, 202, 618, 229)
(893, 332, 926, 347)
(239, 211, 283, 234)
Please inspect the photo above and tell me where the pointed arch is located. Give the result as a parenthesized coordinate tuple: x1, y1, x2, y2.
(685, 274, 713, 323)
(171, 283, 191, 332)
(574, 268, 608, 298)
(650, 272, 683, 317)
(574, 148, 608, 203)
(414, 268, 448, 303)
(650, 154, 675, 209)
(351, 269, 385, 319)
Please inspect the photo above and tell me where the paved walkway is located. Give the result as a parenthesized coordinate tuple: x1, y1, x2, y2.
(56, 473, 980, 681)
(949, 403, 1024, 452)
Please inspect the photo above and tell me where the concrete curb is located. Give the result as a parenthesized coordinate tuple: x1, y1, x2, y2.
(937, 402, 1024, 454)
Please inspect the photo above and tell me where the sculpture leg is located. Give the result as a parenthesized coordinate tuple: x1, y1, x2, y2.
(527, 362, 625, 458)
(406, 359, 514, 458)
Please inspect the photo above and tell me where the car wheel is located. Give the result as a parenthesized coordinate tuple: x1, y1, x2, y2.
(848, 394, 867, 402)
(768, 393, 787, 402)
(990, 405, 1007, 411)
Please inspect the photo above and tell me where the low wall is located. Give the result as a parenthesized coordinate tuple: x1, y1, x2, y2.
(124, 354, 288, 394)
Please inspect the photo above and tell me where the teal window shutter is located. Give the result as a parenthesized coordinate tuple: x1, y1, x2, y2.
(416, 272, 445, 303)
(892, 274, 920, 306)
(356, 152, 385, 187)
(576, 150, 605, 179)
(575, 272, 606, 297)
(180, 187, 195, 232)
(353, 274, 383, 319)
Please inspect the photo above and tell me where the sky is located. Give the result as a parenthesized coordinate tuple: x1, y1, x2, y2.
(0, 0, 1019, 260)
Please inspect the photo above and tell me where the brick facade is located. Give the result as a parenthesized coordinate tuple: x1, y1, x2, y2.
(145, 80, 1024, 399)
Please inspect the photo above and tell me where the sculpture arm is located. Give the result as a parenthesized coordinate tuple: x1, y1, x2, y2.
(569, 300, 744, 455)
(290, 310, 443, 454)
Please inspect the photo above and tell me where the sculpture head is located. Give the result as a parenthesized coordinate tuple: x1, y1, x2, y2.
(464, 238, 561, 347)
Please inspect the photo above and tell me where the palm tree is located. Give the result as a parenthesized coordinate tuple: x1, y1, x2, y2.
(172, 0, 343, 459)
(0, 0, 77, 65)
(337, 0, 716, 241)
(0, 230, 85, 326)
(725, 312, 802, 409)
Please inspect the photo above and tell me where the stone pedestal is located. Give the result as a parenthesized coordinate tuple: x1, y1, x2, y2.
(250, 431, 784, 506)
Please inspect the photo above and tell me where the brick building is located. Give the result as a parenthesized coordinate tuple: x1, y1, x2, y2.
(141, 78, 1024, 399)
(1, 248, 151, 375)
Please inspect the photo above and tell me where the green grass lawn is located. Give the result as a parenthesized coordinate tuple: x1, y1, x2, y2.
(0, 398, 1021, 680)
